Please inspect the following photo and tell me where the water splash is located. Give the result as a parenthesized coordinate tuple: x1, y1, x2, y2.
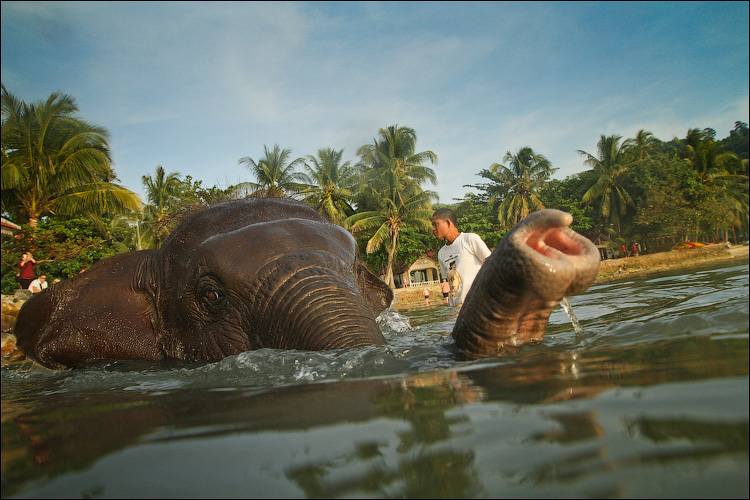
(559, 295, 584, 335)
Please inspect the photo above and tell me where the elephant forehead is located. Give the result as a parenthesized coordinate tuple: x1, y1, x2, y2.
(197, 218, 357, 270)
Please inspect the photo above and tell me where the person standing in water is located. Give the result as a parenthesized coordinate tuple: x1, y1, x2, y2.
(431, 208, 491, 306)
(447, 262, 462, 306)
(440, 278, 451, 305)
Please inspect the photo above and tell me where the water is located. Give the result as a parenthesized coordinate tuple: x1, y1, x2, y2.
(559, 295, 584, 335)
(2, 262, 748, 498)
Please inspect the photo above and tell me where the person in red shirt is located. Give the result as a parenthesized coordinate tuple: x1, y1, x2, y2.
(17, 252, 37, 290)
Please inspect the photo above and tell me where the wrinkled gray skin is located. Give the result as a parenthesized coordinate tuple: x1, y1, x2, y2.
(14, 199, 599, 369)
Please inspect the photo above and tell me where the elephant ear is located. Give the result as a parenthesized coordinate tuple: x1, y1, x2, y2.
(356, 259, 393, 316)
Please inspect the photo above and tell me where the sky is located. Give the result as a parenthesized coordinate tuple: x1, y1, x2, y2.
(2, 1, 749, 205)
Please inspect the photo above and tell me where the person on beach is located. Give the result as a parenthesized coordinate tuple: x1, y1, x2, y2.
(440, 279, 451, 305)
(432, 208, 491, 306)
(423, 287, 431, 306)
(28, 275, 48, 294)
(17, 252, 37, 290)
(447, 262, 461, 306)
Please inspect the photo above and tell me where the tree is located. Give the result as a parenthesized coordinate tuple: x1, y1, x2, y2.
(624, 129, 659, 161)
(717, 121, 748, 162)
(485, 146, 555, 227)
(141, 165, 183, 248)
(538, 177, 594, 235)
(349, 125, 438, 286)
(578, 135, 636, 234)
(174, 175, 236, 207)
(680, 130, 743, 183)
(300, 148, 357, 224)
(676, 130, 748, 240)
(236, 144, 307, 198)
(355, 124, 438, 213)
(345, 171, 433, 288)
(1, 216, 131, 294)
(356, 125, 438, 189)
(449, 193, 508, 248)
(1, 85, 141, 228)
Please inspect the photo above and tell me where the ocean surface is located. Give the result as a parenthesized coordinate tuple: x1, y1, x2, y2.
(2, 261, 748, 498)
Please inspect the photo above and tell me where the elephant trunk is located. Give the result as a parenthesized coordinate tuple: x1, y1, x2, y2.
(452, 209, 600, 359)
(250, 260, 387, 351)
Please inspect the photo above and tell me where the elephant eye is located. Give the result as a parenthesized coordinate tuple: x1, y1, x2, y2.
(197, 276, 226, 314)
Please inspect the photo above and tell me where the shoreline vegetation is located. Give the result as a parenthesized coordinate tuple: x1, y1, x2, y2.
(391, 244, 749, 310)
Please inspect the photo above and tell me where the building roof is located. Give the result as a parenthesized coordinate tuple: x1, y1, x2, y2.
(1, 217, 22, 236)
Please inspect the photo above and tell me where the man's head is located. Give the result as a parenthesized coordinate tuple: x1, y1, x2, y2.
(431, 208, 459, 242)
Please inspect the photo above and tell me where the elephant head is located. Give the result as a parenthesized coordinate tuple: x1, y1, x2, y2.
(14, 198, 391, 369)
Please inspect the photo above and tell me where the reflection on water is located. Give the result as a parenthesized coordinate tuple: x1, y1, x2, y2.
(2, 262, 748, 498)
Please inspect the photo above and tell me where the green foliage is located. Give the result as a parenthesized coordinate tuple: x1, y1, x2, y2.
(717, 121, 748, 163)
(538, 177, 594, 234)
(578, 135, 637, 233)
(486, 147, 556, 227)
(236, 144, 307, 198)
(1, 216, 130, 295)
(300, 148, 357, 224)
(1, 85, 141, 227)
(448, 193, 508, 248)
(357, 225, 440, 278)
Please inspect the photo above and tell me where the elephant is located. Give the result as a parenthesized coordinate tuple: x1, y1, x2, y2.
(13, 198, 600, 369)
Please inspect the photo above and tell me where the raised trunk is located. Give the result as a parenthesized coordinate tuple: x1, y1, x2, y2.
(452, 210, 600, 359)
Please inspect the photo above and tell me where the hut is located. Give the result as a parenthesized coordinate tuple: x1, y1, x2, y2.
(394, 255, 441, 288)
(592, 234, 622, 260)
(1, 217, 21, 237)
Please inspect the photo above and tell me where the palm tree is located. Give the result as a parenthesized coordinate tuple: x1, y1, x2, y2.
(300, 148, 357, 224)
(1, 85, 141, 228)
(236, 144, 307, 198)
(682, 131, 743, 184)
(578, 135, 637, 234)
(142, 165, 183, 248)
(110, 211, 154, 251)
(356, 125, 438, 205)
(488, 146, 555, 227)
(345, 170, 433, 288)
(624, 129, 658, 161)
(675, 130, 748, 240)
(349, 125, 437, 287)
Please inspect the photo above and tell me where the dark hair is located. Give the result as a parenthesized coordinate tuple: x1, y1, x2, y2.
(432, 208, 458, 227)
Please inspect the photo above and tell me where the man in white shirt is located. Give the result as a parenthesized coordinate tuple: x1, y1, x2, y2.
(28, 275, 48, 293)
(431, 208, 492, 305)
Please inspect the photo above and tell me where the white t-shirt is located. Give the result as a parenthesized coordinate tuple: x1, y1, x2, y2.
(437, 232, 492, 305)
(28, 278, 48, 293)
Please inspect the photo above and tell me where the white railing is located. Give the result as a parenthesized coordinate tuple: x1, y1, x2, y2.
(403, 280, 440, 287)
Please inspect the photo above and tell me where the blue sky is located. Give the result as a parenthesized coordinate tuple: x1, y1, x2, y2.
(2, 1, 748, 205)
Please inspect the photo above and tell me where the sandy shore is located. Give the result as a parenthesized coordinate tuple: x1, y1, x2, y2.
(392, 244, 749, 310)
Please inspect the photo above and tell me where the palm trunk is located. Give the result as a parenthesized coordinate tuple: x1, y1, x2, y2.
(384, 227, 399, 289)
